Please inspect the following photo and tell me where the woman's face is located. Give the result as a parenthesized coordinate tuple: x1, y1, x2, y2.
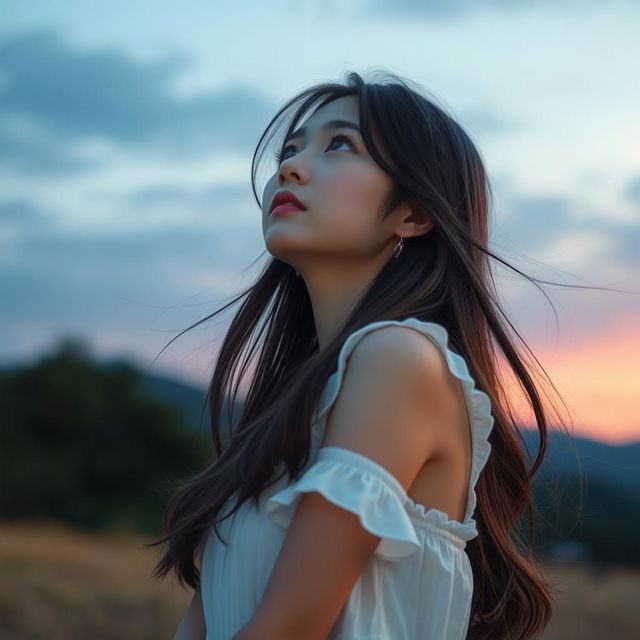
(261, 95, 399, 273)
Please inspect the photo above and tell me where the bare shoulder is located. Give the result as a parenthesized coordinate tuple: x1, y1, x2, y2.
(320, 324, 465, 486)
(346, 324, 456, 397)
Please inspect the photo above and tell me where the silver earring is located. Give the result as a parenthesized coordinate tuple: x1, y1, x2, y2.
(393, 232, 404, 258)
(295, 270, 300, 277)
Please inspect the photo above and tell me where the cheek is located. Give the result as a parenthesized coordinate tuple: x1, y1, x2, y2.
(324, 166, 386, 216)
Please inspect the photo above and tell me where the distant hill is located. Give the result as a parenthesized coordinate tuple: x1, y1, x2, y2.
(100, 358, 240, 439)
(521, 428, 640, 497)
(120, 362, 209, 432)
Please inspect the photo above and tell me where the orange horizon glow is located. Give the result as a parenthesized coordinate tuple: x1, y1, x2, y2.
(507, 315, 639, 445)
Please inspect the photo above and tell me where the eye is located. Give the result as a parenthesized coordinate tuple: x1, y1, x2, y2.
(326, 134, 355, 152)
(275, 134, 355, 165)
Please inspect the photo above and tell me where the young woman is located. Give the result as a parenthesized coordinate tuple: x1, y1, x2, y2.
(149, 70, 557, 639)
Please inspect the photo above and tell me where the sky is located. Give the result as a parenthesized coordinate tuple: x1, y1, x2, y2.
(0, 0, 638, 444)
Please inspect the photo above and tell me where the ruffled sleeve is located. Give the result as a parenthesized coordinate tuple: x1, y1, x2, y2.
(266, 446, 421, 561)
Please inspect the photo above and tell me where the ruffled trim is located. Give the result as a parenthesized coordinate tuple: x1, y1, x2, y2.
(266, 446, 421, 561)
(312, 318, 494, 528)
(404, 501, 478, 545)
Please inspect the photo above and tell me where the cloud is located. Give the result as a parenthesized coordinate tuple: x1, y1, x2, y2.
(0, 227, 228, 343)
(0, 194, 265, 329)
(622, 176, 640, 204)
(129, 185, 198, 208)
(128, 182, 251, 210)
(10, 222, 225, 277)
(0, 117, 104, 176)
(491, 194, 639, 272)
(0, 29, 274, 173)
(491, 196, 573, 253)
(614, 223, 640, 271)
(365, 0, 633, 19)
(0, 198, 54, 226)
(458, 108, 522, 137)
(0, 28, 525, 180)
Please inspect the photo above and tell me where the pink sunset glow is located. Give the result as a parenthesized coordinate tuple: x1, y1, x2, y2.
(513, 315, 639, 444)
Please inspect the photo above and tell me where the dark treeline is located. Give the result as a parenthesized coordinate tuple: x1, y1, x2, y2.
(0, 337, 210, 536)
(1, 336, 638, 566)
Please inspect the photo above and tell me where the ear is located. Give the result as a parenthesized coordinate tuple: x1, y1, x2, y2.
(399, 197, 434, 238)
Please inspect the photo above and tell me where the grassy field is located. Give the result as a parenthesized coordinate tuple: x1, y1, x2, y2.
(1, 521, 639, 639)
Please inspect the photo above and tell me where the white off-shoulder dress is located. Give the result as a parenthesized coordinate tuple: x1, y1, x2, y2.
(199, 318, 494, 639)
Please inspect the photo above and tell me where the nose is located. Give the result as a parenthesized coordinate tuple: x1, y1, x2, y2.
(278, 152, 310, 186)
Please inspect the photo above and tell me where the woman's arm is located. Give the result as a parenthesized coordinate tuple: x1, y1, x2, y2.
(172, 586, 206, 640)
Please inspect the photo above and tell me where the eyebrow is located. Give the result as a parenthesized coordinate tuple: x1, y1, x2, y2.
(284, 119, 361, 144)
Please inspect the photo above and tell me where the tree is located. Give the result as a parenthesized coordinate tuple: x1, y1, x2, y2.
(0, 337, 210, 535)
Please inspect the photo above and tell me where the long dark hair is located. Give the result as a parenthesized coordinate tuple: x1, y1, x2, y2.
(146, 70, 562, 639)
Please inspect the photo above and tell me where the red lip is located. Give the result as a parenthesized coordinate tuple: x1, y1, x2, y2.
(269, 190, 307, 214)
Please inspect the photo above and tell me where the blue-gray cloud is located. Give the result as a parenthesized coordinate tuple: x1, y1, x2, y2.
(0, 236, 237, 351)
(492, 196, 573, 249)
(129, 182, 251, 210)
(623, 176, 640, 204)
(0, 196, 246, 326)
(0, 120, 104, 176)
(491, 194, 639, 272)
(366, 0, 633, 19)
(0, 28, 523, 179)
(458, 109, 522, 137)
(7, 223, 231, 288)
(0, 198, 55, 226)
(0, 29, 274, 173)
